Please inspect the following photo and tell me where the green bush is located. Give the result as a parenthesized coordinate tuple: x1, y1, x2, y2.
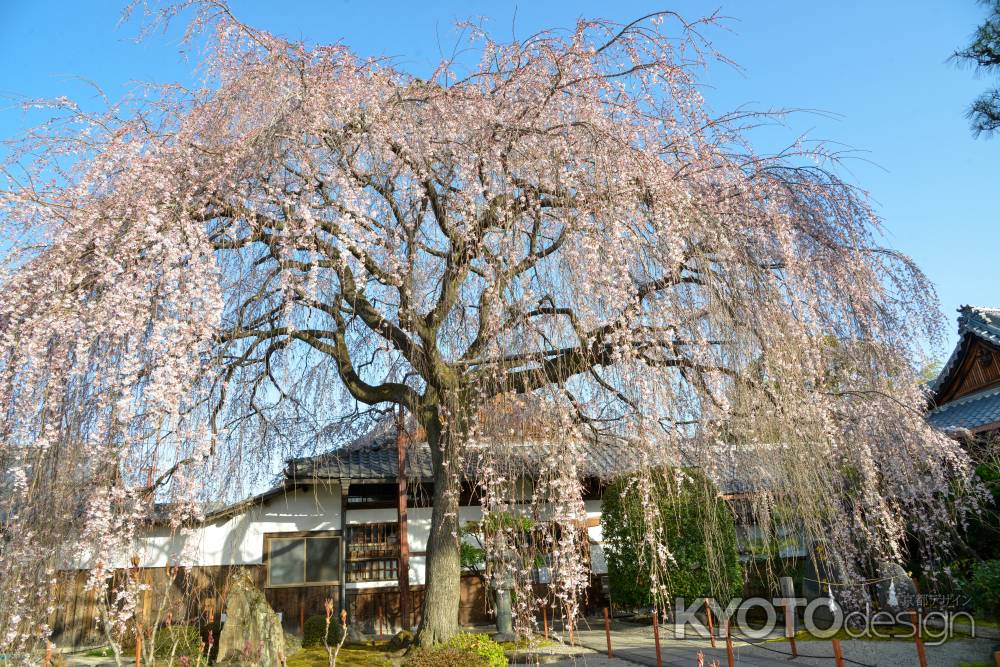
(302, 614, 343, 648)
(966, 559, 1000, 623)
(966, 462, 1000, 562)
(442, 633, 507, 667)
(152, 625, 202, 658)
(601, 467, 742, 609)
(403, 648, 488, 667)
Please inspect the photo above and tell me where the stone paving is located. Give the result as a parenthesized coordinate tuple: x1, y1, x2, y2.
(540, 620, 997, 667)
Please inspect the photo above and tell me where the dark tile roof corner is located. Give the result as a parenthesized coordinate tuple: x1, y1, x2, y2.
(929, 305, 1000, 395)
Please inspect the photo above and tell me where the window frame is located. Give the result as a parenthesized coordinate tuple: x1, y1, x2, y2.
(263, 530, 342, 589)
(345, 522, 401, 583)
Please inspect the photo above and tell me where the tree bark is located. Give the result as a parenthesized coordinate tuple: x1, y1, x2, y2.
(415, 414, 462, 647)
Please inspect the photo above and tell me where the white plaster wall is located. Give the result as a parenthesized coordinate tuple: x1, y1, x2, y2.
(585, 499, 607, 575)
(127, 487, 609, 579)
(135, 484, 342, 568)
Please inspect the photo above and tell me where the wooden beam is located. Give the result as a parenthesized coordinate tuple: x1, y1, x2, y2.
(397, 405, 412, 631)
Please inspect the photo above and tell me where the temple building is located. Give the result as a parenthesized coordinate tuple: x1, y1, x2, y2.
(927, 306, 1000, 437)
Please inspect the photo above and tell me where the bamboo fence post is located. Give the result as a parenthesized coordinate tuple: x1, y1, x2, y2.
(704, 598, 716, 649)
(832, 638, 845, 667)
(651, 610, 662, 667)
(603, 607, 612, 657)
(542, 604, 549, 639)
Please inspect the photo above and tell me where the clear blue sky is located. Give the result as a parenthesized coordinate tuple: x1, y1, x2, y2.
(1, 1, 996, 354)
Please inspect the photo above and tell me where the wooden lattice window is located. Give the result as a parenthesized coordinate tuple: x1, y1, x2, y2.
(346, 523, 400, 582)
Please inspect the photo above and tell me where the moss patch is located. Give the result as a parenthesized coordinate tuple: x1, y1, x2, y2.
(286, 642, 395, 667)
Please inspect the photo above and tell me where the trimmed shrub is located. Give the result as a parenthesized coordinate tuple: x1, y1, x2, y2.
(966, 559, 1000, 623)
(443, 633, 507, 667)
(152, 625, 202, 658)
(601, 467, 742, 609)
(403, 648, 488, 667)
(302, 614, 343, 648)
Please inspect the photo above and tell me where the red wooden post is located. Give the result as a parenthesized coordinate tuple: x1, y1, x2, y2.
(904, 576, 928, 667)
(784, 600, 797, 657)
(651, 610, 662, 667)
(993, 650, 1000, 667)
(704, 598, 716, 649)
(43, 641, 53, 667)
(911, 610, 928, 667)
(832, 638, 845, 667)
(603, 607, 612, 657)
(725, 620, 734, 667)
(542, 604, 549, 639)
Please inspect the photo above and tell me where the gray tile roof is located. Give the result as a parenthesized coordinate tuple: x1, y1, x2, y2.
(286, 435, 649, 483)
(927, 385, 1000, 432)
(285, 430, 772, 496)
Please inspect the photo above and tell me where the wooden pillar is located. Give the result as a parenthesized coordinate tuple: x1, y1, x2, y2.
(339, 483, 349, 618)
(396, 405, 412, 631)
(298, 589, 305, 634)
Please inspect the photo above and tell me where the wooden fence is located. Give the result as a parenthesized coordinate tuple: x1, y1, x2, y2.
(48, 566, 491, 647)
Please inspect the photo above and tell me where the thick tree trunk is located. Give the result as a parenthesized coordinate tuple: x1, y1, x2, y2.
(414, 414, 462, 647)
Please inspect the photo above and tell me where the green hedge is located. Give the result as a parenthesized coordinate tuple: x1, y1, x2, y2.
(601, 467, 742, 608)
(302, 614, 343, 648)
(966, 559, 1000, 623)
